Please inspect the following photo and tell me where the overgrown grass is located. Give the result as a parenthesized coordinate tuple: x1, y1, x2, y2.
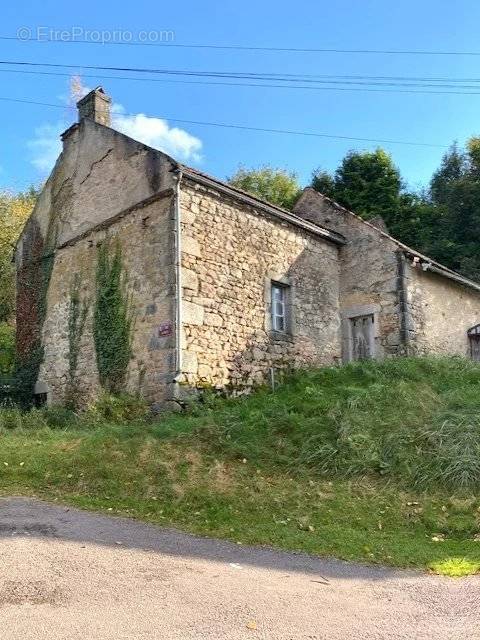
(2, 357, 480, 574)
(170, 356, 480, 492)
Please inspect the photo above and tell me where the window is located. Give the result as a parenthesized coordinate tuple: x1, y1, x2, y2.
(271, 282, 288, 332)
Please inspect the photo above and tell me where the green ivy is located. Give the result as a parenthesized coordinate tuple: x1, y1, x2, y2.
(93, 241, 134, 393)
(0, 322, 15, 375)
(66, 273, 89, 404)
(15, 222, 56, 407)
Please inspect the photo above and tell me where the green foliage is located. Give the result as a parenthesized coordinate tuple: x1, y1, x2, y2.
(0, 322, 15, 374)
(3, 362, 480, 570)
(0, 188, 37, 323)
(228, 165, 301, 210)
(85, 392, 149, 424)
(430, 558, 480, 577)
(311, 168, 336, 198)
(309, 141, 480, 281)
(66, 273, 89, 407)
(166, 356, 480, 492)
(312, 149, 402, 224)
(93, 241, 134, 393)
(0, 407, 75, 431)
(14, 243, 56, 407)
(0, 393, 147, 430)
(426, 141, 480, 280)
(68, 274, 89, 382)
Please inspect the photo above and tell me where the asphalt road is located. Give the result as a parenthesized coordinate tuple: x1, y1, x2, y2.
(0, 497, 478, 639)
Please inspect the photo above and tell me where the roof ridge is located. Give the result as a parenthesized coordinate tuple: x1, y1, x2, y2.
(300, 186, 479, 284)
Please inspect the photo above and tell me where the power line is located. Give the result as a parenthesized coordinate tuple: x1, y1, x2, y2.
(2, 34, 480, 56)
(4, 59, 480, 86)
(0, 95, 448, 148)
(4, 63, 480, 96)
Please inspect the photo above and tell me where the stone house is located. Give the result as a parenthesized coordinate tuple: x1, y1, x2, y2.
(15, 88, 480, 408)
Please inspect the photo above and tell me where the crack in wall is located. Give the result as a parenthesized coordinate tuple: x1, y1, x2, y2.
(79, 148, 114, 186)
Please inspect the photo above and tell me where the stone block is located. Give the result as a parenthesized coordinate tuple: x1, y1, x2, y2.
(182, 267, 199, 292)
(204, 313, 223, 327)
(182, 350, 198, 374)
(182, 235, 202, 257)
(183, 300, 204, 326)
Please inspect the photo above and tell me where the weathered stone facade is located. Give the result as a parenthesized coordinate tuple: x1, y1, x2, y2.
(37, 194, 176, 406)
(15, 88, 480, 408)
(293, 189, 406, 359)
(15, 102, 179, 407)
(293, 188, 480, 360)
(407, 265, 480, 356)
(177, 179, 341, 391)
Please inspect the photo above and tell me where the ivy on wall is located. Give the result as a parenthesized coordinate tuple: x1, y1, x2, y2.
(93, 240, 134, 393)
(15, 218, 56, 406)
(66, 273, 89, 406)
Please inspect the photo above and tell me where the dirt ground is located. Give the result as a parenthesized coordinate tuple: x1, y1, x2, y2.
(0, 497, 478, 639)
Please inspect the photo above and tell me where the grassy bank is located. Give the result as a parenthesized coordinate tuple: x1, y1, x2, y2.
(2, 357, 480, 575)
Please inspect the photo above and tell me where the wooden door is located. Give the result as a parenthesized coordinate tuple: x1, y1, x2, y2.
(351, 315, 374, 361)
(470, 336, 480, 361)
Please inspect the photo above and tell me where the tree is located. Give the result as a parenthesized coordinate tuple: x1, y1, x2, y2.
(227, 165, 301, 210)
(330, 149, 402, 225)
(311, 168, 336, 199)
(0, 189, 37, 323)
(430, 143, 466, 206)
(426, 139, 480, 279)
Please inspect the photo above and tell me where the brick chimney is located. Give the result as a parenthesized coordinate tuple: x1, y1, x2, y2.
(77, 86, 111, 127)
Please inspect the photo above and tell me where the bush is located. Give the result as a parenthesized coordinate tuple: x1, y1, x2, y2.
(0, 322, 15, 374)
(40, 406, 79, 429)
(84, 392, 149, 424)
(0, 394, 148, 431)
(0, 408, 24, 430)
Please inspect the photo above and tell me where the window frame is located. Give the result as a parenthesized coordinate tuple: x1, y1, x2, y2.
(271, 281, 288, 333)
(265, 278, 294, 337)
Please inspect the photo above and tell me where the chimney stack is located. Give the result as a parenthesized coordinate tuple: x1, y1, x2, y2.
(77, 87, 111, 127)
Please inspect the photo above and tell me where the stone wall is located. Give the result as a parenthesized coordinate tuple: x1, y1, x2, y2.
(406, 264, 480, 356)
(16, 119, 176, 261)
(178, 179, 341, 392)
(293, 188, 404, 360)
(37, 194, 176, 407)
(16, 117, 179, 407)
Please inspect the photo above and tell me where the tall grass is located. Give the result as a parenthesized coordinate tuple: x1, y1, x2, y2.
(2, 357, 480, 491)
(182, 357, 480, 491)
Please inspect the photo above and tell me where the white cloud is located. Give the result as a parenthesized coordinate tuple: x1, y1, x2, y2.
(27, 94, 203, 175)
(27, 122, 63, 173)
(113, 110, 202, 163)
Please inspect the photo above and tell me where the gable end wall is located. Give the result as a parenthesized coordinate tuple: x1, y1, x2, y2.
(36, 193, 177, 406)
(293, 190, 404, 359)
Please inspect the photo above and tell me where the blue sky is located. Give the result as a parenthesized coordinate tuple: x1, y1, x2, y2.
(2, 0, 480, 192)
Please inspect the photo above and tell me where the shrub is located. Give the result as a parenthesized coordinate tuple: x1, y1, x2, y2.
(84, 392, 149, 424)
(0, 322, 15, 374)
(40, 406, 79, 429)
(0, 408, 24, 430)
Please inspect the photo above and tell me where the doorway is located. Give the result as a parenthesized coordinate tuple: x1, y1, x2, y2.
(350, 314, 375, 361)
